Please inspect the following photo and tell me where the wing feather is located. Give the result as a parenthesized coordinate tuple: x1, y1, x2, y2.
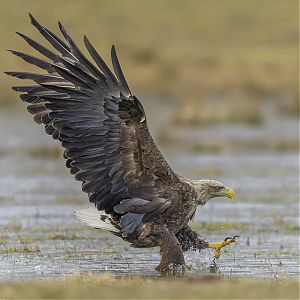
(16, 31, 58, 61)
(111, 45, 131, 96)
(7, 15, 183, 234)
(84, 35, 118, 86)
(29, 13, 71, 57)
(8, 50, 52, 71)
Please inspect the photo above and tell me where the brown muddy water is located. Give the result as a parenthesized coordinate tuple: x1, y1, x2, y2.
(0, 110, 299, 281)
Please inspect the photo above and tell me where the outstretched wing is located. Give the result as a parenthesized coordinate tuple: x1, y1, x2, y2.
(7, 15, 182, 231)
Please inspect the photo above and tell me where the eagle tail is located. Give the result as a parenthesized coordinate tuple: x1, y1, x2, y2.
(74, 207, 119, 233)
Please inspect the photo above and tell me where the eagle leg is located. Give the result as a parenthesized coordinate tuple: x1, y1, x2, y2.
(155, 232, 185, 274)
(176, 226, 209, 252)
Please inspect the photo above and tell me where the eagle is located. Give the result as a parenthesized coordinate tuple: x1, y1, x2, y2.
(6, 14, 237, 273)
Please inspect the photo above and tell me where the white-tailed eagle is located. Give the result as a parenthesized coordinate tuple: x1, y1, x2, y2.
(6, 14, 237, 273)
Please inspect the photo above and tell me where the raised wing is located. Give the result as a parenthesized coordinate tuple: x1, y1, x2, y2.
(7, 14, 182, 234)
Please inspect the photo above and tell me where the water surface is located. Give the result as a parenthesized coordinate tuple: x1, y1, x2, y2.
(0, 111, 298, 281)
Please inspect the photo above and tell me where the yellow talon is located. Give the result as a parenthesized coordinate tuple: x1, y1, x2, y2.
(209, 236, 239, 259)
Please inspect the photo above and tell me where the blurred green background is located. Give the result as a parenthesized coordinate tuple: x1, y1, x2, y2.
(0, 0, 298, 125)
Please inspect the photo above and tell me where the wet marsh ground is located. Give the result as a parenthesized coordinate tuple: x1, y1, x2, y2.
(0, 110, 298, 284)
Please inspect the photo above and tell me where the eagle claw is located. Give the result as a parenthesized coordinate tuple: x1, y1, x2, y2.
(209, 235, 239, 259)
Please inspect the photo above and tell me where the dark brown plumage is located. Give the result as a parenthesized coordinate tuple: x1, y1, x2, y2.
(7, 14, 235, 273)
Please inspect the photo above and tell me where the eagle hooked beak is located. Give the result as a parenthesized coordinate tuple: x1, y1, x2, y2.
(219, 187, 235, 201)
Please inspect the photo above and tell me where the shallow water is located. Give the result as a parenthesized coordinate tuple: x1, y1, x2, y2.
(0, 111, 299, 281)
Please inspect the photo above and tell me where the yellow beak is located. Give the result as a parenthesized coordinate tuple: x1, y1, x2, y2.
(222, 187, 235, 201)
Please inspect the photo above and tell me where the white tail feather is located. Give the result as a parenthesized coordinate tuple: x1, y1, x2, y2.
(74, 207, 119, 233)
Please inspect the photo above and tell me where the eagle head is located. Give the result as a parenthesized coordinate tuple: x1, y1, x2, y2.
(191, 179, 235, 204)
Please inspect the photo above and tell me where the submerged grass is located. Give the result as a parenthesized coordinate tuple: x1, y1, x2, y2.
(0, 245, 41, 254)
(5, 220, 22, 232)
(0, 144, 62, 159)
(0, 274, 298, 299)
(191, 222, 249, 233)
(17, 233, 82, 243)
(191, 222, 300, 234)
(159, 132, 299, 153)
